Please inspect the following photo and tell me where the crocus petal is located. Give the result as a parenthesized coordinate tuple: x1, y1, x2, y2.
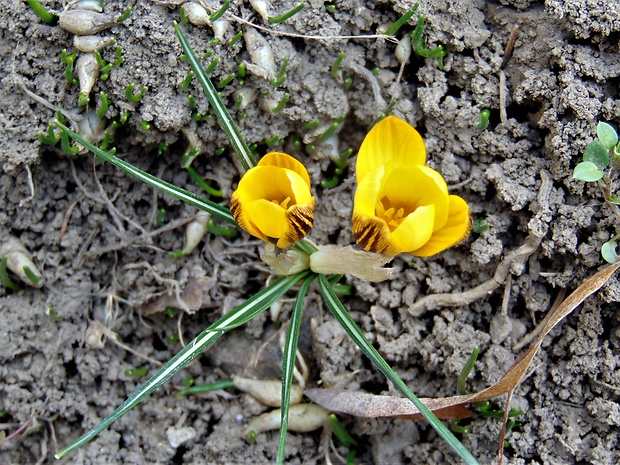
(381, 165, 449, 231)
(244, 199, 287, 240)
(260, 152, 311, 188)
(352, 209, 400, 256)
(280, 196, 316, 249)
(230, 193, 269, 243)
(356, 116, 426, 183)
(390, 204, 436, 254)
(353, 166, 384, 216)
(410, 195, 472, 257)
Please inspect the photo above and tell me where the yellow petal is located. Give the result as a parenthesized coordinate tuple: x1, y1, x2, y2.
(352, 208, 400, 256)
(230, 192, 269, 243)
(279, 196, 316, 249)
(353, 166, 384, 216)
(259, 152, 311, 188)
(381, 166, 449, 231)
(390, 204, 436, 253)
(411, 195, 472, 257)
(356, 116, 426, 183)
(244, 199, 287, 240)
(235, 165, 309, 205)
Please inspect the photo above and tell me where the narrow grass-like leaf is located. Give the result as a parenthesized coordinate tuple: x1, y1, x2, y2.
(318, 275, 478, 465)
(174, 22, 256, 172)
(54, 121, 236, 225)
(278, 274, 316, 465)
(55, 272, 309, 458)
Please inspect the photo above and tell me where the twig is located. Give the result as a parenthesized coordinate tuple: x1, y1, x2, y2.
(19, 164, 36, 207)
(409, 170, 553, 316)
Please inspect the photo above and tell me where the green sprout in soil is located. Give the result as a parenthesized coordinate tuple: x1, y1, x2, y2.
(0, 256, 22, 292)
(270, 58, 289, 87)
(228, 31, 243, 47)
(384, 3, 419, 36)
(210, 0, 230, 22)
(268, 3, 306, 24)
(125, 83, 147, 103)
(472, 217, 491, 233)
(26, 0, 58, 25)
(410, 14, 448, 69)
(60, 49, 78, 85)
(270, 93, 289, 114)
(52, 22, 479, 465)
(331, 51, 345, 78)
(573, 121, 620, 263)
(475, 109, 491, 131)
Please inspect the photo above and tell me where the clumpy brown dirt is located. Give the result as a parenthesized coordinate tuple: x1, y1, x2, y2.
(2, 0, 620, 463)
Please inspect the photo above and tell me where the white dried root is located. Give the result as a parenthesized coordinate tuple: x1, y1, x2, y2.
(232, 375, 304, 407)
(73, 107, 106, 146)
(0, 235, 44, 288)
(245, 404, 330, 439)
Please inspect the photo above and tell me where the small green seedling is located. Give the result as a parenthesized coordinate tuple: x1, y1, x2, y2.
(117, 7, 132, 23)
(270, 58, 289, 87)
(125, 366, 149, 377)
(177, 379, 236, 397)
(48, 307, 62, 322)
(38, 123, 60, 145)
(472, 217, 490, 233)
(384, 3, 419, 36)
(186, 166, 223, 197)
(268, 3, 305, 24)
(156, 209, 167, 227)
(96, 92, 110, 120)
(368, 99, 397, 129)
(475, 109, 490, 131)
(210, 0, 230, 21)
(207, 221, 238, 237)
(60, 49, 78, 85)
(410, 15, 448, 69)
(125, 83, 147, 103)
(180, 71, 194, 90)
(0, 256, 22, 292)
(573, 122, 620, 263)
(270, 93, 289, 114)
(228, 31, 243, 47)
(26, 0, 58, 25)
(331, 52, 345, 78)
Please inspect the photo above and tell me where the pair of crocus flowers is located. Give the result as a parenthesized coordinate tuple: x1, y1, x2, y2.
(230, 116, 471, 260)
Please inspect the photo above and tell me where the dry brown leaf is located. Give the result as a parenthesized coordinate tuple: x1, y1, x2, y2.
(306, 262, 620, 419)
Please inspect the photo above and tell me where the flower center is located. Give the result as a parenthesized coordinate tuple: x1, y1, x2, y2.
(376, 197, 410, 231)
(272, 196, 292, 209)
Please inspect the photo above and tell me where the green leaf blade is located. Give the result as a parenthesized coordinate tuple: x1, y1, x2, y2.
(573, 161, 604, 182)
(278, 274, 316, 465)
(55, 272, 309, 459)
(597, 122, 618, 149)
(317, 275, 478, 465)
(174, 23, 256, 172)
(601, 239, 618, 264)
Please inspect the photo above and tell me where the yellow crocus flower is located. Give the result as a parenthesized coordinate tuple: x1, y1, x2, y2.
(231, 152, 315, 249)
(352, 116, 471, 257)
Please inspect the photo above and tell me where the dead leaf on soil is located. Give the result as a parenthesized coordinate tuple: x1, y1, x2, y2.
(306, 262, 620, 419)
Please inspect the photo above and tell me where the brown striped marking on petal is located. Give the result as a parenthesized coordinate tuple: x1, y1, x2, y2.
(351, 210, 399, 256)
(279, 197, 315, 249)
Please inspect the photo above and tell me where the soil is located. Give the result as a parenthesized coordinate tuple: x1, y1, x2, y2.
(2, 0, 620, 464)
